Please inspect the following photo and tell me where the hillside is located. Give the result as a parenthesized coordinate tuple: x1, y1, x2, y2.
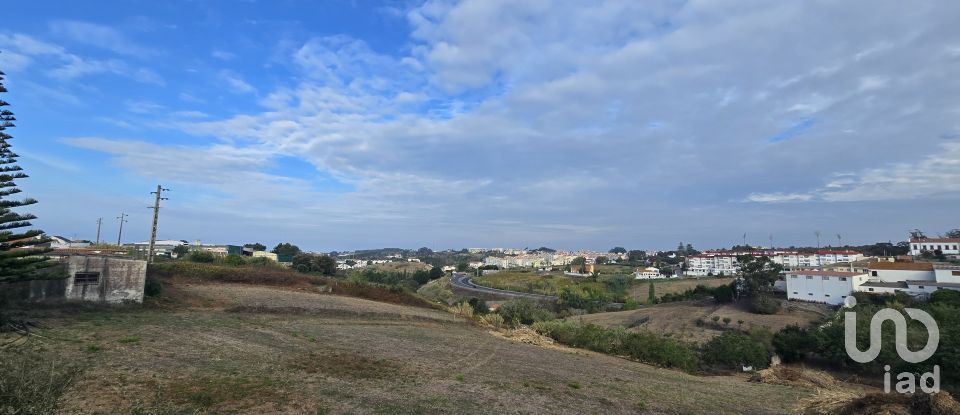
(1, 279, 815, 414)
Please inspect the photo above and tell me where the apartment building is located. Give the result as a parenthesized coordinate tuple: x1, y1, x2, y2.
(785, 270, 868, 305)
(685, 250, 864, 276)
(910, 237, 960, 257)
(787, 262, 960, 305)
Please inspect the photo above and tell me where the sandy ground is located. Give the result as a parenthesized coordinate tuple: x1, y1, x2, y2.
(5, 281, 814, 414)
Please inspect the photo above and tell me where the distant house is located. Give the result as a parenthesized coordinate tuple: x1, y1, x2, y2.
(910, 237, 960, 257)
(127, 240, 188, 258)
(786, 261, 960, 305)
(634, 267, 663, 279)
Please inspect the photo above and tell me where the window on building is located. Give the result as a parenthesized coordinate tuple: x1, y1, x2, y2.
(790, 275, 797, 279)
(74, 272, 100, 285)
(918, 286, 925, 289)
(840, 277, 848, 281)
(842, 295, 847, 298)
(808, 293, 813, 296)
(822, 276, 830, 280)
(872, 271, 878, 277)
(953, 271, 960, 276)
(825, 294, 831, 297)
(792, 291, 798, 295)
(806, 276, 813, 279)
(868, 288, 875, 292)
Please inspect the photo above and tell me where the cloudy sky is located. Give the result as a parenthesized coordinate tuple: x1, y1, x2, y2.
(2, 0, 959, 251)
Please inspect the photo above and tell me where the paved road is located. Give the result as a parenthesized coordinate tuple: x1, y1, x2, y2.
(449, 273, 558, 302)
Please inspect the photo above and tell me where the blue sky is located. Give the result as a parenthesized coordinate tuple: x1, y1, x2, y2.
(2, 1, 960, 251)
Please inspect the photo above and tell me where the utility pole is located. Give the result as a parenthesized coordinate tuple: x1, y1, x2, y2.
(836, 233, 842, 248)
(95, 218, 102, 244)
(769, 234, 774, 250)
(116, 213, 129, 245)
(146, 185, 170, 263)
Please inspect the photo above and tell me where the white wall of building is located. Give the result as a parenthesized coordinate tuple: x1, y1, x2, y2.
(786, 272, 866, 305)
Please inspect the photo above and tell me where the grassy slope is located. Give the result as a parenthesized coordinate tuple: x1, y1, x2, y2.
(1, 280, 812, 414)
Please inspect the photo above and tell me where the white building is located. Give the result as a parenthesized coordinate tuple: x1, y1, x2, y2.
(786, 270, 868, 305)
(634, 267, 663, 279)
(910, 237, 960, 257)
(686, 250, 864, 277)
(786, 262, 960, 305)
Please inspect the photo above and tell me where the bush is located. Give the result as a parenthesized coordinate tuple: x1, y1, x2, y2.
(467, 298, 488, 315)
(498, 298, 554, 326)
(188, 251, 215, 263)
(223, 254, 246, 266)
(144, 276, 162, 297)
(772, 325, 818, 363)
(930, 289, 960, 307)
(750, 295, 781, 315)
(713, 283, 734, 304)
(247, 257, 276, 266)
(0, 351, 81, 414)
(533, 320, 700, 373)
(701, 329, 773, 370)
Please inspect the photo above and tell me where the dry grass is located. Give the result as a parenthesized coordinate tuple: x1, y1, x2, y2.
(627, 277, 735, 303)
(3, 281, 818, 414)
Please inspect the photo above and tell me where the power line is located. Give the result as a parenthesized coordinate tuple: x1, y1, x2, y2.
(146, 185, 170, 263)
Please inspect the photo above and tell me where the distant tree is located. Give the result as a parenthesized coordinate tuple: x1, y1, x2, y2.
(685, 244, 696, 254)
(223, 254, 245, 266)
(0, 69, 55, 284)
(429, 266, 444, 280)
(947, 229, 960, 239)
(244, 243, 267, 251)
(609, 247, 627, 254)
(172, 245, 190, 258)
(627, 250, 646, 263)
(292, 253, 336, 275)
(570, 256, 587, 265)
(595, 256, 609, 265)
(677, 242, 685, 253)
(738, 255, 783, 299)
(189, 251, 215, 263)
(909, 229, 926, 239)
(345, 259, 357, 267)
(467, 298, 488, 315)
(417, 247, 433, 256)
(532, 247, 556, 253)
(272, 243, 301, 257)
(648, 281, 656, 303)
(456, 262, 469, 272)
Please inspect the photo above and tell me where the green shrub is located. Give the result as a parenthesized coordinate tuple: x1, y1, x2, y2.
(188, 251, 215, 263)
(223, 254, 246, 266)
(498, 298, 554, 326)
(750, 295, 781, 315)
(772, 324, 818, 363)
(712, 283, 734, 304)
(701, 330, 773, 370)
(930, 289, 960, 307)
(467, 298, 489, 315)
(532, 320, 701, 373)
(247, 257, 276, 266)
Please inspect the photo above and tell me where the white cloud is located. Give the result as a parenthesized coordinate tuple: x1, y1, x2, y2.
(220, 70, 256, 94)
(49, 20, 156, 58)
(211, 50, 235, 60)
(745, 192, 814, 203)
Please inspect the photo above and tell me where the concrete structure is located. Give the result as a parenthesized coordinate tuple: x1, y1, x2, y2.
(634, 267, 663, 279)
(910, 237, 960, 257)
(128, 239, 187, 258)
(785, 270, 868, 305)
(2, 254, 148, 304)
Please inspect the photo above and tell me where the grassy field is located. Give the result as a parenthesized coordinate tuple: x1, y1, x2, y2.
(474, 270, 606, 296)
(0, 278, 815, 414)
(475, 271, 735, 304)
(569, 299, 831, 344)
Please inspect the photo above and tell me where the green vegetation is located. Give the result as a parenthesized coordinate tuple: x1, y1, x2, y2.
(291, 253, 337, 275)
(348, 266, 443, 291)
(271, 242, 301, 257)
(498, 298, 554, 326)
(0, 70, 56, 284)
(0, 351, 81, 414)
(701, 329, 774, 370)
(533, 320, 701, 373)
(188, 250, 216, 263)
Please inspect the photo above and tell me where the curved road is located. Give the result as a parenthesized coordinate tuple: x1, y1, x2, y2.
(450, 273, 558, 302)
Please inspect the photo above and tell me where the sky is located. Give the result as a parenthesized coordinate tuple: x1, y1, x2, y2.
(2, 0, 959, 252)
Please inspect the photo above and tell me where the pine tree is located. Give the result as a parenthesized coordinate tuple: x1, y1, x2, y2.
(0, 69, 54, 284)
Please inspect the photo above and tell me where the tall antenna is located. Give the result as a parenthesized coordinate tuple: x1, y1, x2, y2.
(95, 217, 102, 244)
(146, 184, 170, 263)
(769, 234, 774, 250)
(116, 213, 129, 245)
